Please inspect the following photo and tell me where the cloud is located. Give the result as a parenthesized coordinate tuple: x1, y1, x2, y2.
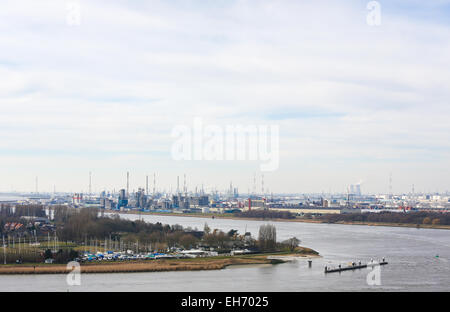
(0, 0, 449, 193)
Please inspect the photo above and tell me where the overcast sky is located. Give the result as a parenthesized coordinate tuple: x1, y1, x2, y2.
(1, 0, 449, 194)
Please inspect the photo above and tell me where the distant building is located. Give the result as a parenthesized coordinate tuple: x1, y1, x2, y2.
(117, 189, 128, 210)
(102, 198, 114, 210)
(349, 184, 362, 197)
(190, 196, 209, 207)
(72, 193, 83, 205)
(134, 188, 146, 209)
(247, 198, 266, 211)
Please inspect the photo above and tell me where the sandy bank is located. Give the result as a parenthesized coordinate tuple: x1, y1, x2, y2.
(0, 253, 318, 275)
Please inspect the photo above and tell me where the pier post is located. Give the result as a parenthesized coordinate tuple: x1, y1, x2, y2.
(308, 260, 312, 268)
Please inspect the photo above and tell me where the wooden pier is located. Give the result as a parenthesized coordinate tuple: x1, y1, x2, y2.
(324, 260, 388, 274)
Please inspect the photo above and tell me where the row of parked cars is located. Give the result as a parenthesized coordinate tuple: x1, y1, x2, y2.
(77, 251, 179, 262)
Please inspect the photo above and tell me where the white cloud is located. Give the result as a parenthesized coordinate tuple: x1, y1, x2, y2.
(0, 0, 449, 193)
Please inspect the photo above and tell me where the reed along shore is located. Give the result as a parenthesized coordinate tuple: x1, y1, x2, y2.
(0, 252, 319, 275)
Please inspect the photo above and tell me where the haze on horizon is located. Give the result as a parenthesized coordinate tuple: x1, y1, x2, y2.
(1, 0, 449, 194)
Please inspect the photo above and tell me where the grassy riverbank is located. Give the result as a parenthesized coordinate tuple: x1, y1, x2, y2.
(110, 210, 450, 230)
(0, 250, 319, 275)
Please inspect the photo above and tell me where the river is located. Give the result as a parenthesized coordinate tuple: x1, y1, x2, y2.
(0, 213, 449, 291)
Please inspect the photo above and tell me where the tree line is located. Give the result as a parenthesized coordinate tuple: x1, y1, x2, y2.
(234, 210, 295, 219)
(313, 211, 450, 226)
(1, 204, 309, 264)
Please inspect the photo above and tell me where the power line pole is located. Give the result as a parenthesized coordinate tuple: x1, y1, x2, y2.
(261, 173, 265, 197)
(2, 235, 6, 264)
(89, 171, 92, 196)
(389, 172, 393, 200)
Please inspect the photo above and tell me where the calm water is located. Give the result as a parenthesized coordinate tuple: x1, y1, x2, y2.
(0, 195, 24, 202)
(0, 214, 449, 292)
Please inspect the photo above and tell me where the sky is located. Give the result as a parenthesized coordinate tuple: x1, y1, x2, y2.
(0, 0, 449, 194)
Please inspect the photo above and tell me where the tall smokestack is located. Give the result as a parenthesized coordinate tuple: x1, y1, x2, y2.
(261, 173, 264, 197)
(89, 171, 92, 195)
(127, 172, 130, 197)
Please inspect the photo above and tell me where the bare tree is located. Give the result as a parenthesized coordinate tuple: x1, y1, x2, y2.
(258, 224, 276, 251)
(282, 237, 301, 252)
(203, 223, 211, 235)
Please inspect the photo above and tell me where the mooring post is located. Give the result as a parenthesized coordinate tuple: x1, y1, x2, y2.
(308, 260, 312, 268)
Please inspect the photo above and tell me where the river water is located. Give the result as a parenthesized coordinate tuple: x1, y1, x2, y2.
(0, 213, 449, 292)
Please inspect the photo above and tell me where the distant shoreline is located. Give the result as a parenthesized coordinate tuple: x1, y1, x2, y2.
(106, 210, 450, 230)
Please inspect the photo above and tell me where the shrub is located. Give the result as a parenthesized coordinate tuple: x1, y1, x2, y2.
(432, 218, 441, 225)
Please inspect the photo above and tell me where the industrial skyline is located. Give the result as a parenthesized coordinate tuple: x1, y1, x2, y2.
(2, 171, 448, 197)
